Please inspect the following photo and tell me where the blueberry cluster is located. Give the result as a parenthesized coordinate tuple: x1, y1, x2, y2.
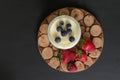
(55, 21, 75, 43)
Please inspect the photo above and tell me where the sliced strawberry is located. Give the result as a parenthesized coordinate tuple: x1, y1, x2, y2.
(82, 37, 96, 52)
(61, 50, 76, 64)
(67, 63, 77, 72)
(76, 53, 87, 62)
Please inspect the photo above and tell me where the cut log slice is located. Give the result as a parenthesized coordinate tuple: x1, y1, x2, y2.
(90, 25, 102, 36)
(41, 19, 47, 24)
(38, 47, 43, 53)
(84, 57, 94, 66)
(92, 58, 97, 63)
(38, 31, 42, 37)
(53, 51, 58, 56)
(60, 67, 64, 72)
(81, 26, 85, 33)
(52, 46, 58, 51)
(83, 32, 90, 38)
(89, 49, 101, 58)
(47, 14, 57, 23)
(81, 9, 90, 15)
(59, 8, 69, 15)
(71, 9, 84, 21)
(52, 10, 59, 15)
(45, 59, 50, 64)
(79, 20, 85, 26)
(99, 33, 104, 42)
(75, 61, 85, 71)
(93, 37, 103, 48)
(60, 63, 68, 72)
(48, 57, 60, 69)
(38, 34, 50, 47)
(41, 47, 53, 59)
(39, 24, 48, 34)
(86, 27, 90, 32)
(84, 15, 94, 27)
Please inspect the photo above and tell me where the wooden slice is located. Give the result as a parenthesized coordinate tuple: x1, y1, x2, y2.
(41, 47, 53, 59)
(89, 49, 101, 58)
(86, 27, 90, 32)
(81, 9, 90, 15)
(84, 57, 94, 66)
(41, 19, 47, 24)
(90, 25, 102, 36)
(60, 63, 68, 72)
(48, 57, 60, 69)
(38, 34, 50, 47)
(79, 20, 85, 26)
(39, 24, 48, 34)
(52, 10, 59, 15)
(81, 26, 85, 33)
(38, 31, 43, 37)
(93, 37, 103, 48)
(75, 61, 85, 71)
(71, 9, 84, 21)
(83, 32, 90, 38)
(52, 46, 58, 51)
(45, 59, 50, 64)
(47, 14, 57, 23)
(84, 15, 94, 27)
(59, 8, 69, 15)
(53, 51, 58, 56)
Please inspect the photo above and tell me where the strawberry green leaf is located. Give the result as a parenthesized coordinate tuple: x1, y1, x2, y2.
(58, 49, 62, 61)
(76, 50, 83, 57)
(79, 39, 85, 47)
(67, 63, 72, 69)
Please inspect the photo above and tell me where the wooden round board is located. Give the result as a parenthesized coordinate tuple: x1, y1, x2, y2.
(37, 7, 104, 73)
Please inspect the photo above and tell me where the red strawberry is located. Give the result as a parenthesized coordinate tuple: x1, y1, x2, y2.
(67, 63, 77, 72)
(82, 37, 96, 52)
(76, 53, 87, 62)
(62, 50, 76, 64)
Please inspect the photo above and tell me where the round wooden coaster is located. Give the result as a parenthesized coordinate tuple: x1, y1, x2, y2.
(37, 7, 104, 73)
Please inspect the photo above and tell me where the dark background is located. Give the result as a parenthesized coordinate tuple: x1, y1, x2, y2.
(0, 0, 120, 80)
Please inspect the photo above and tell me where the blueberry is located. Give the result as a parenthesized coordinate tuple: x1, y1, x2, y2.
(57, 26, 62, 32)
(66, 23, 71, 29)
(61, 31, 67, 37)
(67, 29, 72, 34)
(55, 37, 61, 43)
(59, 21, 64, 26)
(69, 36, 75, 42)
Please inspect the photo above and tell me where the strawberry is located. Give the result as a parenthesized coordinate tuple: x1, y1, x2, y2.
(67, 63, 77, 72)
(76, 52, 87, 62)
(61, 50, 76, 64)
(81, 37, 96, 52)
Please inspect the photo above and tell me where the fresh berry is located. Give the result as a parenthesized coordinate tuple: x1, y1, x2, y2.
(61, 31, 67, 37)
(57, 26, 62, 32)
(66, 23, 71, 29)
(55, 37, 61, 43)
(67, 63, 77, 72)
(69, 36, 75, 42)
(59, 21, 64, 26)
(82, 37, 96, 52)
(67, 29, 72, 34)
(76, 52, 88, 62)
(61, 50, 76, 64)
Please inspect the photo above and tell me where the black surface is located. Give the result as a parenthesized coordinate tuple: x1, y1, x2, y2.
(0, 0, 120, 80)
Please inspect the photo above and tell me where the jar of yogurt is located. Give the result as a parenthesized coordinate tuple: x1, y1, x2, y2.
(48, 15, 81, 49)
